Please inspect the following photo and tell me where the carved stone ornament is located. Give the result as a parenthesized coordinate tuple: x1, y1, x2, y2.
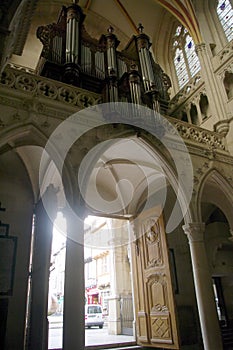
(183, 223, 205, 243)
(0, 66, 101, 109)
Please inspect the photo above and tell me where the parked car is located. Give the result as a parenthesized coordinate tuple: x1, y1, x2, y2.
(85, 304, 104, 329)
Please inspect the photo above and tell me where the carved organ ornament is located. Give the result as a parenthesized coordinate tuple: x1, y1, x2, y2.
(36, 1, 171, 114)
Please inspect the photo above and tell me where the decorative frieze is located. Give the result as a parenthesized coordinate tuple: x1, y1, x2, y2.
(169, 118, 226, 150)
(0, 65, 228, 152)
(0, 65, 101, 109)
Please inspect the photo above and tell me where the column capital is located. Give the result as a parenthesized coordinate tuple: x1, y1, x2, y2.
(36, 184, 58, 220)
(195, 42, 207, 54)
(182, 223, 205, 243)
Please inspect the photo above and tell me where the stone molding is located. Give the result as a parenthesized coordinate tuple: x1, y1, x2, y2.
(0, 0, 38, 73)
(13, 0, 39, 56)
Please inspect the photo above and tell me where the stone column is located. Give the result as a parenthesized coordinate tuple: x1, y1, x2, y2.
(194, 98, 204, 125)
(185, 104, 192, 124)
(108, 220, 133, 335)
(0, 27, 10, 74)
(108, 242, 122, 335)
(183, 223, 223, 350)
(28, 185, 57, 350)
(195, 43, 226, 122)
(63, 208, 85, 350)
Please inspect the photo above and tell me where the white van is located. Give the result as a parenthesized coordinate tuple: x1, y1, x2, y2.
(85, 304, 104, 329)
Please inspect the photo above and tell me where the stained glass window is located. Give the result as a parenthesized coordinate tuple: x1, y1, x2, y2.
(175, 25, 182, 36)
(185, 35, 200, 77)
(174, 48, 189, 87)
(217, 0, 233, 41)
(172, 25, 200, 89)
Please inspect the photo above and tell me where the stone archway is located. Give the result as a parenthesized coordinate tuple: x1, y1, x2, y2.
(65, 116, 195, 349)
(0, 121, 79, 350)
(198, 170, 233, 347)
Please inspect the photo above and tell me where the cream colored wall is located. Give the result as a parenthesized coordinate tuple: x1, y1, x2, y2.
(0, 151, 34, 350)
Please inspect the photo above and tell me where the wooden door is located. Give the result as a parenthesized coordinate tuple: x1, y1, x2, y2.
(130, 207, 180, 349)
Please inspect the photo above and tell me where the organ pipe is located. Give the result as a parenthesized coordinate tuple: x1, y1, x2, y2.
(106, 26, 118, 76)
(129, 66, 141, 105)
(105, 26, 119, 102)
(66, 2, 84, 64)
(136, 24, 155, 92)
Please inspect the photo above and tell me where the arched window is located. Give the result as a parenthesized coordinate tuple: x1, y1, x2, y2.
(216, 0, 233, 42)
(172, 25, 201, 89)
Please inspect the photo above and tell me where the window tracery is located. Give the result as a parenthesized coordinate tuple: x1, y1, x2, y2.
(172, 25, 200, 89)
(217, 0, 233, 42)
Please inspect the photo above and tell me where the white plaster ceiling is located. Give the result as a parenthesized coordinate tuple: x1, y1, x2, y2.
(83, 137, 167, 217)
(14, 138, 168, 218)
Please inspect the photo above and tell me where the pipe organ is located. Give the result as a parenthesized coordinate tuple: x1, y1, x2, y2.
(36, 1, 171, 114)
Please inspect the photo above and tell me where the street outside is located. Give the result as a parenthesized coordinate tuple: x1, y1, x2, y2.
(48, 315, 135, 349)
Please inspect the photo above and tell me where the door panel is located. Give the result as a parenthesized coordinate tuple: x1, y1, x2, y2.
(131, 207, 180, 349)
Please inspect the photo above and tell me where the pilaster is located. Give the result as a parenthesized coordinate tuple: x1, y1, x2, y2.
(62, 207, 85, 350)
(196, 43, 226, 123)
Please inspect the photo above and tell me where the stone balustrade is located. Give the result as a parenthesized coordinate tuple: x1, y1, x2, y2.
(167, 117, 226, 151)
(0, 64, 226, 151)
(0, 64, 102, 109)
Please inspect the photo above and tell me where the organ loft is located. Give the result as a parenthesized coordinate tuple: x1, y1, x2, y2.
(36, 0, 171, 114)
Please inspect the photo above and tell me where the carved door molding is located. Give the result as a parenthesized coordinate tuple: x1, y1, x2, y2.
(130, 207, 180, 349)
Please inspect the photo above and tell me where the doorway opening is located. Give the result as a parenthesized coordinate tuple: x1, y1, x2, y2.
(84, 215, 136, 347)
(47, 214, 136, 349)
(48, 212, 67, 350)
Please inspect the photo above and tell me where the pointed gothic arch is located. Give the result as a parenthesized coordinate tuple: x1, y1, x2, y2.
(198, 168, 233, 230)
